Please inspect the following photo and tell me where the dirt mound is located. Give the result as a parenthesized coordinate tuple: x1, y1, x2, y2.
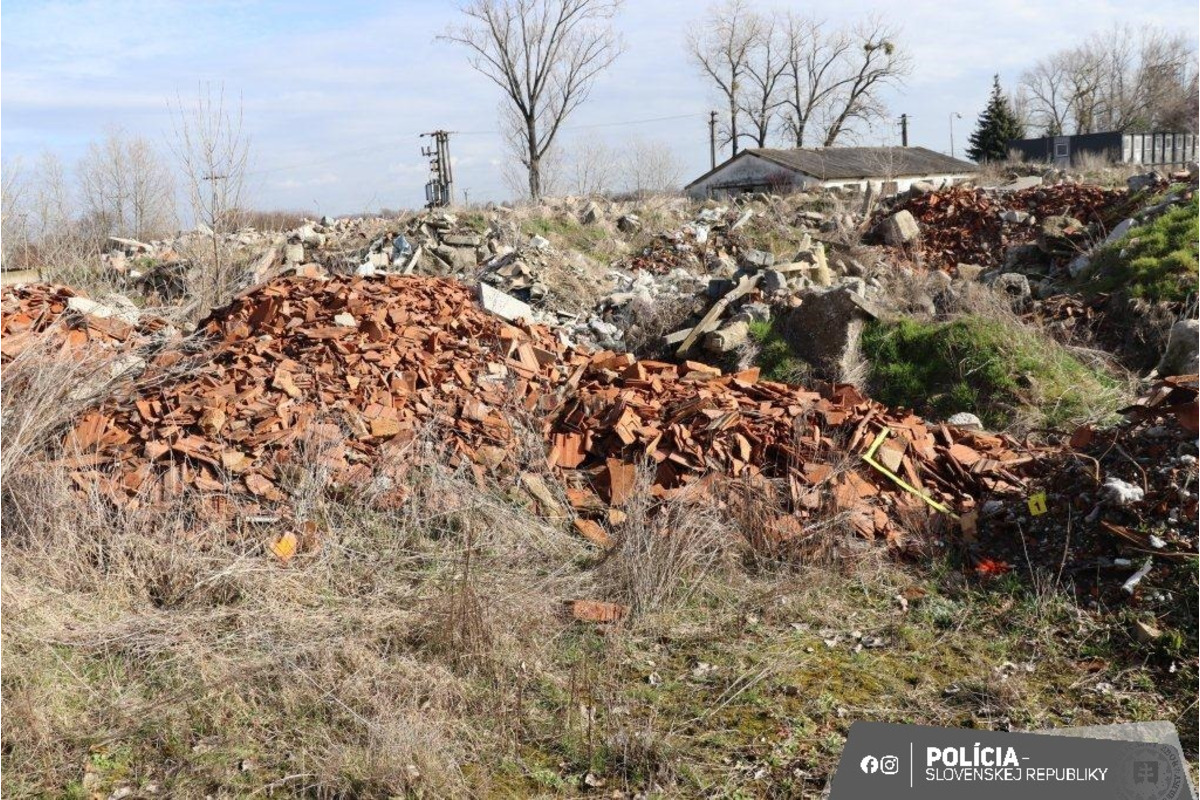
(11, 274, 1046, 548)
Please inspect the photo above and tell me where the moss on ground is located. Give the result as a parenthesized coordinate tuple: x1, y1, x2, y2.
(1087, 195, 1198, 303)
(860, 315, 1123, 431)
(748, 319, 812, 384)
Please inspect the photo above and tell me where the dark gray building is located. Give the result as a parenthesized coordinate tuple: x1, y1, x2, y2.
(1008, 131, 1197, 168)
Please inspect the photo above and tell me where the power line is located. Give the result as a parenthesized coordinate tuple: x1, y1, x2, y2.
(243, 111, 708, 179)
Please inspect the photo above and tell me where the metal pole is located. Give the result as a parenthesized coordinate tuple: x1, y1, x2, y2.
(949, 113, 962, 158)
(709, 111, 717, 169)
(900, 114, 908, 147)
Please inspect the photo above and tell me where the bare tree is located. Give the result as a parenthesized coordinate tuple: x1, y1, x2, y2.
(79, 128, 175, 241)
(170, 82, 250, 304)
(820, 17, 910, 147)
(778, 14, 854, 148)
(1022, 25, 1198, 136)
(565, 132, 619, 196)
(737, 12, 789, 148)
(23, 151, 103, 283)
(623, 138, 684, 198)
(498, 103, 565, 201)
(687, 0, 759, 157)
(443, 0, 623, 201)
(1021, 54, 1072, 135)
(1, 158, 28, 269)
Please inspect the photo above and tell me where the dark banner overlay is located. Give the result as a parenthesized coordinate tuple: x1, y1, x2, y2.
(830, 721, 1194, 800)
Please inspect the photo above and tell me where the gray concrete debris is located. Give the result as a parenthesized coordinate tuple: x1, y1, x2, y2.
(616, 214, 641, 233)
(991, 272, 1032, 308)
(580, 202, 602, 225)
(729, 209, 754, 230)
(1036, 215, 1083, 255)
(1001, 209, 1031, 224)
(759, 269, 787, 294)
(320, 215, 336, 226)
(1155, 319, 1199, 378)
(956, 263, 984, 282)
(946, 412, 983, 431)
(478, 282, 534, 322)
(742, 249, 776, 269)
(703, 320, 749, 353)
(333, 312, 357, 328)
(732, 302, 771, 324)
(296, 225, 325, 247)
(1126, 172, 1161, 193)
(994, 176, 1043, 192)
(881, 209, 920, 246)
(910, 180, 936, 195)
(1067, 254, 1092, 278)
(66, 295, 139, 325)
(442, 234, 481, 248)
(284, 243, 304, 264)
(1102, 218, 1134, 246)
(529, 235, 551, 250)
(781, 286, 880, 380)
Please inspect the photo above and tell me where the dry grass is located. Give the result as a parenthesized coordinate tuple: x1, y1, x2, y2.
(597, 466, 740, 616)
(0, 335, 141, 478)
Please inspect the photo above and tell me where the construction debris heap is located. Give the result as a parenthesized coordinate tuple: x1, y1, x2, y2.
(4, 275, 1042, 546)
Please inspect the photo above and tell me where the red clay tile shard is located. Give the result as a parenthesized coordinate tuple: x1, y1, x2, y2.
(572, 518, 612, 548)
(565, 599, 628, 623)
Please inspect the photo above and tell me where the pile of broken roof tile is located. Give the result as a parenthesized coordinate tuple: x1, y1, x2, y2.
(5, 274, 1043, 548)
(887, 184, 1128, 272)
(1, 284, 171, 360)
(546, 360, 1038, 545)
(47, 275, 581, 510)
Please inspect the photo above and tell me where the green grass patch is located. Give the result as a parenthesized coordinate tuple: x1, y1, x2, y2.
(523, 215, 609, 256)
(748, 319, 811, 384)
(861, 315, 1123, 431)
(1087, 196, 1198, 303)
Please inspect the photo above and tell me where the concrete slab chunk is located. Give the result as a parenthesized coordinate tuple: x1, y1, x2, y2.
(479, 282, 534, 322)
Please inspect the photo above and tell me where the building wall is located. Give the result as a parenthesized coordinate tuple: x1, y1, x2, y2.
(1010, 132, 1197, 167)
(685, 154, 974, 198)
(685, 154, 803, 198)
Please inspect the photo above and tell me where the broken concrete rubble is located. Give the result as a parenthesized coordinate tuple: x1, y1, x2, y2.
(881, 210, 920, 246)
(780, 286, 880, 381)
(478, 282, 534, 323)
(1155, 319, 1199, 378)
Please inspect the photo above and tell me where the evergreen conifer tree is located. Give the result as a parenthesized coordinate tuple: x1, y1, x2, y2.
(966, 75, 1026, 162)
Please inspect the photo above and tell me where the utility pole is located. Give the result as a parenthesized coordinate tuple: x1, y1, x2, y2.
(949, 112, 963, 158)
(709, 111, 717, 169)
(420, 130, 454, 208)
(900, 114, 909, 147)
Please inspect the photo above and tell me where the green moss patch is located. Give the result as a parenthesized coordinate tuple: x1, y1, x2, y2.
(1088, 196, 1198, 303)
(861, 315, 1123, 431)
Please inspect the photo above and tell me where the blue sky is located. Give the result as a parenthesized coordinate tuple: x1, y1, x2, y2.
(3, 0, 1197, 215)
